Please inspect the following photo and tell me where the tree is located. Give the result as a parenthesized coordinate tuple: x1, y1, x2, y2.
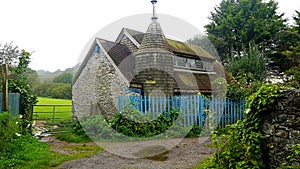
(225, 43, 266, 98)
(226, 43, 267, 82)
(205, 0, 286, 62)
(52, 72, 73, 84)
(293, 10, 300, 33)
(279, 11, 300, 89)
(0, 42, 37, 116)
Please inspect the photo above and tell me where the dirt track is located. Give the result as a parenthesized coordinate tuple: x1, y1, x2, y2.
(54, 137, 214, 169)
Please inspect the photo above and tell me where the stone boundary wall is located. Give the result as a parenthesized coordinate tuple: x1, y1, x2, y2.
(262, 89, 300, 168)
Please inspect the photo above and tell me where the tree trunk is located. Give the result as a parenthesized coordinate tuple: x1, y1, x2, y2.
(2, 64, 8, 112)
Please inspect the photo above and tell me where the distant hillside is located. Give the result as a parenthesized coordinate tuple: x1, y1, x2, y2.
(36, 67, 75, 82)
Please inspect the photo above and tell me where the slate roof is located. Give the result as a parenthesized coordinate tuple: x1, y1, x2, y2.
(97, 39, 135, 82)
(136, 21, 170, 54)
(124, 28, 216, 60)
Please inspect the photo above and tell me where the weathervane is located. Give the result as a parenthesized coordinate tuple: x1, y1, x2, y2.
(151, 0, 158, 21)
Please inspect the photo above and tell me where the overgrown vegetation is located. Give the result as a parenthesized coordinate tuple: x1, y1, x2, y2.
(56, 105, 203, 142)
(195, 84, 281, 169)
(0, 42, 37, 129)
(0, 112, 102, 169)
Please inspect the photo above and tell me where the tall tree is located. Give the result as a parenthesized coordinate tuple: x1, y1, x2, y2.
(293, 10, 300, 33)
(226, 43, 267, 82)
(0, 42, 37, 116)
(205, 0, 286, 62)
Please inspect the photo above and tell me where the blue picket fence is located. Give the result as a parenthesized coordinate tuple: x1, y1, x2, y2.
(0, 93, 20, 115)
(118, 95, 245, 128)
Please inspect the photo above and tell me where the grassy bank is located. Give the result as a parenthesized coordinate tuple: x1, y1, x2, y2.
(0, 135, 102, 169)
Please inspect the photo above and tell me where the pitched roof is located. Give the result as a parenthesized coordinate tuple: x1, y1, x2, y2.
(98, 39, 135, 82)
(124, 28, 216, 61)
(136, 21, 170, 54)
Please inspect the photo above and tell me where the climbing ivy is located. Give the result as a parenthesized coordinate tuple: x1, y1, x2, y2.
(211, 84, 280, 169)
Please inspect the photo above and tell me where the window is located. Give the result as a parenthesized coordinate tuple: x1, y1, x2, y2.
(187, 59, 196, 68)
(195, 60, 203, 69)
(177, 57, 187, 67)
(95, 44, 100, 53)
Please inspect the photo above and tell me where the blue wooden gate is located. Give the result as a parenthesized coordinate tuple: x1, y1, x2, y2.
(0, 93, 20, 115)
(118, 95, 245, 128)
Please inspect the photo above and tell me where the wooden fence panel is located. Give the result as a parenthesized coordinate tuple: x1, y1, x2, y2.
(118, 95, 245, 128)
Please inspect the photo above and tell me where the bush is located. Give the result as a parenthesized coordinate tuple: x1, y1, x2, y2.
(208, 84, 280, 169)
(0, 112, 22, 153)
(71, 104, 203, 141)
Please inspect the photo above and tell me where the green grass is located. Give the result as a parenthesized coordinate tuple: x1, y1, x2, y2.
(192, 156, 216, 169)
(37, 97, 72, 105)
(0, 135, 102, 169)
(33, 97, 72, 122)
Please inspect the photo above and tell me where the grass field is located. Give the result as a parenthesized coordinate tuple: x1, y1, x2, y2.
(33, 97, 72, 121)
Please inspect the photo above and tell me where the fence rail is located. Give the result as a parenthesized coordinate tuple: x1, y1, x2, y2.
(118, 95, 245, 128)
(32, 104, 73, 130)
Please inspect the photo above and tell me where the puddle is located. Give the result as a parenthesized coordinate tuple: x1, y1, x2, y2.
(133, 145, 169, 161)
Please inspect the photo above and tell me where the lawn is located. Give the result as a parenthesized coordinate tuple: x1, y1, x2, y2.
(33, 97, 72, 122)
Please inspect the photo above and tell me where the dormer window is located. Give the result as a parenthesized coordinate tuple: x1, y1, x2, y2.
(174, 56, 212, 71)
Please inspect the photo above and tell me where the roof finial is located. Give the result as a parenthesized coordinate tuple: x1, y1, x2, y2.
(151, 0, 158, 21)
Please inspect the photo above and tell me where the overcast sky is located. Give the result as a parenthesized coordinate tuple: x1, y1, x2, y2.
(1, 0, 299, 72)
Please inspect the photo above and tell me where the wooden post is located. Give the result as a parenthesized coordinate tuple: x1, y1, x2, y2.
(2, 64, 8, 112)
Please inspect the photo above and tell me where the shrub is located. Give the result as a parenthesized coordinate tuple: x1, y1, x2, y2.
(0, 112, 21, 153)
(74, 104, 203, 141)
(210, 84, 280, 169)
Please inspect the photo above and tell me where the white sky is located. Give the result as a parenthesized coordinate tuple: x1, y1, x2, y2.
(1, 0, 299, 72)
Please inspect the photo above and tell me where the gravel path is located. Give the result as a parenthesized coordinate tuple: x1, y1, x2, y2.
(56, 137, 214, 169)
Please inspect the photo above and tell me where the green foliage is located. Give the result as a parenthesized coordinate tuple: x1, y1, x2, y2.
(110, 105, 180, 138)
(206, 84, 280, 169)
(53, 72, 73, 84)
(55, 119, 91, 143)
(226, 43, 267, 82)
(293, 10, 300, 34)
(205, 0, 286, 62)
(32, 83, 71, 99)
(0, 113, 101, 168)
(0, 134, 102, 169)
(0, 42, 37, 124)
(226, 78, 262, 99)
(71, 105, 203, 142)
(193, 156, 216, 169)
(8, 50, 38, 116)
(285, 65, 300, 89)
(0, 113, 22, 152)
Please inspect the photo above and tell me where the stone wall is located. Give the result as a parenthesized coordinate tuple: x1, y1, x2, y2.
(73, 48, 129, 118)
(95, 52, 128, 119)
(72, 51, 101, 118)
(262, 90, 300, 168)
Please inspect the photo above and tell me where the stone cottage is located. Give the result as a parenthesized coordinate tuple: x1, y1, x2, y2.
(72, 0, 226, 118)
